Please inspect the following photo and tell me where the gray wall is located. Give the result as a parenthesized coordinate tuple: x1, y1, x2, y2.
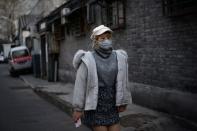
(122, 0, 197, 94)
(58, 0, 197, 122)
(58, 33, 91, 83)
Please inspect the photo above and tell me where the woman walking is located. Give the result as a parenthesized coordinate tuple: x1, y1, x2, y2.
(72, 25, 131, 131)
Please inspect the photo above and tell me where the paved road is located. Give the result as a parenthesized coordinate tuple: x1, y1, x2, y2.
(0, 64, 90, 131)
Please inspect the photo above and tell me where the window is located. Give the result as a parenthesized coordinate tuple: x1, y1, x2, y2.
(54, 25, 65, 41)
(162, 0, 197, 16)
(101, 0, 125, 29)
(12, 50, 29, 58)
(69, 7, 87, 37)
(87, 2, 96, 24)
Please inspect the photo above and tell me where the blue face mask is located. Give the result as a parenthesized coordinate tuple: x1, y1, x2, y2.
(98, 39, 113, 50)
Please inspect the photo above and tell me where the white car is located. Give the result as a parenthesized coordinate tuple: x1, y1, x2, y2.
(8, 46, 32, 76)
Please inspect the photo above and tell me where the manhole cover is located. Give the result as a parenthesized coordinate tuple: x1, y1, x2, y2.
(120, 113, 158, 128)
(9, 86, 31, 90)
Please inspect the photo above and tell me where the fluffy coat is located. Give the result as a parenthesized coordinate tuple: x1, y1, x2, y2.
(72, 49, 132, 111)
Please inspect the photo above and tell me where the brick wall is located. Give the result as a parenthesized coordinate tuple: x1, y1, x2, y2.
(113, 0, 197, 121)
(58, 34, 92, 83)
(119, 0, 197, 93)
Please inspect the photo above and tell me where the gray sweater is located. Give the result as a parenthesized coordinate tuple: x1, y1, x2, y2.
(72, 49, 132, 111)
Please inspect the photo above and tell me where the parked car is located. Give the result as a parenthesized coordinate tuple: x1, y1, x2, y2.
(8, 46, 32, 76)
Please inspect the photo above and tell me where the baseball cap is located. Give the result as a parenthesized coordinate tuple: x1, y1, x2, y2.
(90, 25, 113, 40)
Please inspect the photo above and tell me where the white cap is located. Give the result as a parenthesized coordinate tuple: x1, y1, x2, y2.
(90, 25, 112, 40)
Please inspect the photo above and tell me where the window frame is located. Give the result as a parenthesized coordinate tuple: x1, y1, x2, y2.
(53, 24, 65, 41)
(162, 0, 197, 16)
(100, 0, 126, 30)
(87, 2, 96, 24)
(68, 7, 87, 37)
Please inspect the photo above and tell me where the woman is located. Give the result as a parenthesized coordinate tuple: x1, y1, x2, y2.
(72, 25, 131, 131)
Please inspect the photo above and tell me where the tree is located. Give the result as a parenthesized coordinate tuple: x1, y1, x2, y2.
(0, 0, 19, 41)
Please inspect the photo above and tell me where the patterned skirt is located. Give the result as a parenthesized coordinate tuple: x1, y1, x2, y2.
(82, 86, 120, 126)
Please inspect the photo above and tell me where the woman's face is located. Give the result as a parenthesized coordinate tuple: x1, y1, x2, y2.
(96, 32, 112, 42)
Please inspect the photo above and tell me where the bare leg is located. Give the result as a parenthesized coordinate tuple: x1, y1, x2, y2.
(93, 126, 108, 131)
(108, 123, 121, 131)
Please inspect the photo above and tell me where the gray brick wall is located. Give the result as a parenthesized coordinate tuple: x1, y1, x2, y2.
(114, 0, 197, 93)
(59, 0, 197, 93)
(58, 34, 92, 83)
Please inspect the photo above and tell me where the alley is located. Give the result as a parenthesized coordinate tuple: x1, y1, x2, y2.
(0, 64, 90, 131)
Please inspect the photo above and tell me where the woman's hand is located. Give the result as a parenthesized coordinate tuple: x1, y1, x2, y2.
(72, 111, 83, 122)
(118, 105, 127, 112)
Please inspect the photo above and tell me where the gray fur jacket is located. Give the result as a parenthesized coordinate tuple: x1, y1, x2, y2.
(72, 49, 132, 111)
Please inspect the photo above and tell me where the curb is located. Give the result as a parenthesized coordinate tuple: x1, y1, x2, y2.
(34, 88, 94, 131)
(19, 76, 35, 89)
(34, 88, 73, 117)
(19, 76, 73, 116)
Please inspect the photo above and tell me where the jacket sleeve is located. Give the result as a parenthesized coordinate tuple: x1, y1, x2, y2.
(124, 50, 132, 105)
(116, 49, 132, 106)
(72, 62, 87, 111)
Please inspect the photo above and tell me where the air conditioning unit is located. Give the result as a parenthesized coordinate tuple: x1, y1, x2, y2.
(61, 8, 71, 16)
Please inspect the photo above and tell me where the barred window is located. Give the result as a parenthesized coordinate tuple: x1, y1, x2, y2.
(68, 7, 87, 37)
(162, 0, 197, 16)
(87, 2, 96, 24)
(54, 24, 65, 41)
(100, 0, 125, 29)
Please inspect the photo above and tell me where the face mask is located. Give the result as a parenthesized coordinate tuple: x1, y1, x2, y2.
(98, 39, 113, 50)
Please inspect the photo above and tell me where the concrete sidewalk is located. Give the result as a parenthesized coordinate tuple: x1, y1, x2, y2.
(20, 75, 195, 131)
